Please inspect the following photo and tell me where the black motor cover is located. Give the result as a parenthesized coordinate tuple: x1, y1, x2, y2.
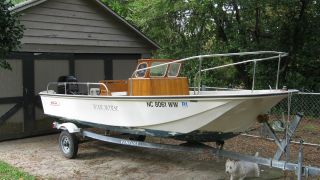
(57, 75, 79, 94)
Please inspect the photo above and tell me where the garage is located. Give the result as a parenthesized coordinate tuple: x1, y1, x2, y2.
(0, 0, 159, 141)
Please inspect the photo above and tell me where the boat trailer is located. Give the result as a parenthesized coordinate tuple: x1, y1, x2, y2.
(54, 113, 320, 179)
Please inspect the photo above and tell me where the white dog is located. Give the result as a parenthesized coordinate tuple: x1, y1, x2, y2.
(225, 153, 260, 180)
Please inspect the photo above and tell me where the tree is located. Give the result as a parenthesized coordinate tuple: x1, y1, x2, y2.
(105, 0, 319, 91)
(0, 0, 24, 70)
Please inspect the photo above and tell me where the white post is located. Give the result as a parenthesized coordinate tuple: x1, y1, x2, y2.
(197, 57, 203, 94)
(276, 55, 281, 89)
(252, 61, 257, 91)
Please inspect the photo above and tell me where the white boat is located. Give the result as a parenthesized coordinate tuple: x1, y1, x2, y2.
(40, 51, 298, 142)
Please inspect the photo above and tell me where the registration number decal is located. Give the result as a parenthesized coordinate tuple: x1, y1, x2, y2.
(146, 101, 188, 108)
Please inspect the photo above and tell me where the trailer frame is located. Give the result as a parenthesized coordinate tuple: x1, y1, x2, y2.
(54, 113, 320, 178)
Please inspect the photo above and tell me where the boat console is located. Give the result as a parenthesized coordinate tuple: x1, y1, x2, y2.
(99, 59, 189, 96)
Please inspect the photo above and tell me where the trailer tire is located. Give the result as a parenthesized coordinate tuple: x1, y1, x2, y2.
(59, 130, 79, 159)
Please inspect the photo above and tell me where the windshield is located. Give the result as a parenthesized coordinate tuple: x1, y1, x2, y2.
(150, 62, 168, 77)
(135, 63, 148, 78)
(167, 63, 181, 77)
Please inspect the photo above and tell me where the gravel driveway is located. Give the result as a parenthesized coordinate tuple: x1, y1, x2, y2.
(0, 134, 284, 179)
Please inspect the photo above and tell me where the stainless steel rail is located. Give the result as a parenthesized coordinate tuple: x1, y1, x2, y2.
(46, 82, 109, 95)
(130, 51, 288, 95)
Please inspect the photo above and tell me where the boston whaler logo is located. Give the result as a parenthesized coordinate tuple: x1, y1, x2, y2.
(50, 101, 60, 106)
(93, 104, 119, 111)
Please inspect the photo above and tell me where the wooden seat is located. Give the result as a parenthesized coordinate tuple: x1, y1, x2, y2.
(100, 80, 128, 96)
(100, 78, 189, 96)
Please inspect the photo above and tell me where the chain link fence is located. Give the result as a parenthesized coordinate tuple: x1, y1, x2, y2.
(265, 92, 320, 145)
(270, 92, 320, 121)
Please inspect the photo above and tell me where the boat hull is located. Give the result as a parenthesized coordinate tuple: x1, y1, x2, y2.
(40, 90, 295, 135)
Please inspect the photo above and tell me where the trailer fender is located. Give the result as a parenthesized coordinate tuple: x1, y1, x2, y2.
(54, 122, 81, 133)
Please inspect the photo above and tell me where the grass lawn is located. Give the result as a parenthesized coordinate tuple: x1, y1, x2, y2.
(0, 161, 35, 180)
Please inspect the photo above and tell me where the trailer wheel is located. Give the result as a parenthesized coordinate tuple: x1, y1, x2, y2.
(59, 130, 79, 159)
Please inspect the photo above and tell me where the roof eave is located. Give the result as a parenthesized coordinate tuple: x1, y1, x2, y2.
(10, 0, 47, 13)
(93, 0, 160, 50)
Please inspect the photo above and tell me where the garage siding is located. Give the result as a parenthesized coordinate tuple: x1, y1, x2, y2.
(0, 60, 23, 98)
(34, 60, 69, 94)
(0, 106, 24, 135)
(0, 60, 24, 137)
(75, 60, 104, 83)
(19, 0, 152, 54)
(113, 59, 137, 80)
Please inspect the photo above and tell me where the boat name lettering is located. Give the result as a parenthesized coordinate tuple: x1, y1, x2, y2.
(93, 104, 119, 111)
(120, 140, 139, 146)
(146, 101, 187, 108)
